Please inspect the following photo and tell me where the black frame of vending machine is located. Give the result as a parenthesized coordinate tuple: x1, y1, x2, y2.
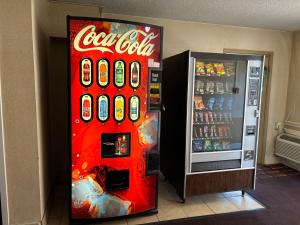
(67, 16, 163, 224)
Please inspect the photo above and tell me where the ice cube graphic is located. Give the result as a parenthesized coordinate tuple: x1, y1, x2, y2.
(72, 176, 132, 218)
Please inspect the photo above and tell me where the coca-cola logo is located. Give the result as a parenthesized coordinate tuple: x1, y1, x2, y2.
(73, 25, 158, 56)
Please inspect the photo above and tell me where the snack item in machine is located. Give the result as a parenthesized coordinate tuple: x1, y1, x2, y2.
(195, 61, 206, 76)
(206, 81, 215, 94)
(195, 80, 205, 94)
(208, 97, 215, 111)
(192, 140, 203, 152)
(204, 140, 213, 151)
(205, 63, 216, 76)
(194, 96, 205, 110)
(216, 82, 224, 94)
(214, 63, 225, 76)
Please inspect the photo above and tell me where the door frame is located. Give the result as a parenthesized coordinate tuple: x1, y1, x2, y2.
(0, 81, 9, 225)
(223, 48, 273, 164)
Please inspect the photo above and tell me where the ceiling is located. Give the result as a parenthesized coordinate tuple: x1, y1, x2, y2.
(53, 0, 300, 31)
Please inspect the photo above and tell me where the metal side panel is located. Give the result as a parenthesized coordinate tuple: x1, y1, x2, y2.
(185, 55, 195, 174)
(241, 59, 263, 169)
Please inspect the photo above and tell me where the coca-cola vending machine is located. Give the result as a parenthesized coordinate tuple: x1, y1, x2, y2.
(67, 16, 163, 222)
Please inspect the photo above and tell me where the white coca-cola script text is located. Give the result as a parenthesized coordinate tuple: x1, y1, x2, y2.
(74, 25, 158, 56)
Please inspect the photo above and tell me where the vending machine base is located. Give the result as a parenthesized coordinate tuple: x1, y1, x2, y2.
(185, 169, 254, 197)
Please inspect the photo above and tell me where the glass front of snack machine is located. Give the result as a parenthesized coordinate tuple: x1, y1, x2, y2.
(192, 59, 247, 153)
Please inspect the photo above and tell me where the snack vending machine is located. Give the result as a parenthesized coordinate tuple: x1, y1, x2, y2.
(68, 17, 163, 222)
(161, 51, 264, 202)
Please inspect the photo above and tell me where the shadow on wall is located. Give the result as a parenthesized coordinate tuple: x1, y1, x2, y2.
(49, 37, 69, 185)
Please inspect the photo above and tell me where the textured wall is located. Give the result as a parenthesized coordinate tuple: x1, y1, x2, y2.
(31, 0, 51, 220)
(0, 0, 41, 224)
(286, 32, 300, 124)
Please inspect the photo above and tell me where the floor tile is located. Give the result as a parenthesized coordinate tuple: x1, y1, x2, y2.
(200, 193, 226, 201)
(180, 199, 214, 217)
(127, 214, 158, 225)
(202, 196, 239, 214)
(226, 195, 265, 211)
(157, 204, 186, 221)
(222, 191, 242, 198)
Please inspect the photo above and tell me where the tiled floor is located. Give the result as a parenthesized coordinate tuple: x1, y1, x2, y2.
(47, 178, 264, 225)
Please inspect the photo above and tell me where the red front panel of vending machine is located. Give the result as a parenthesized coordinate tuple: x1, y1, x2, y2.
(68, 17, 163, 220)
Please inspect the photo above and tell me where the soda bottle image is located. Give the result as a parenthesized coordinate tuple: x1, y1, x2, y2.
(99, 99, 107, 118)
(115, 95, 124, 121)
(129, 96, 139, 121)
(99, 60, 108, 86)
(83, 99, 90, 117)
(115, 137, 122, 155)
(120, 135, 128, 154)
(81, 94, 92, 121)
(131, 62, 139, 85)
(83, 62, 90, 81)
(131, 98, 137, 115)
(115, 61, 124, 87)
(131, 99, 137, 117)
(81, 59, 92, 87)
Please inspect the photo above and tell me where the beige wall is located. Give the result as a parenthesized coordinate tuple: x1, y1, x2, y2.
(31, 0, 51, 221)
(286, 32, 300, 123)
(0, 0, 51, 224)
(0, 0, 42, 224)
(49, 3, 292, 164)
